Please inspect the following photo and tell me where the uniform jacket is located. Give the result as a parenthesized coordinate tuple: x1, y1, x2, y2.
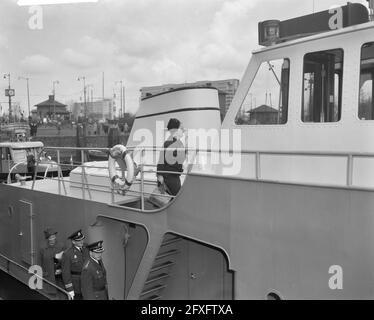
(61, 246, 89, 294)
(81, 257, 108, 300)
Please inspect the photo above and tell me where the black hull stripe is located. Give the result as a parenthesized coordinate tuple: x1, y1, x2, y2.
(135, 107, 220, 120)
(141, 86, 219, 101)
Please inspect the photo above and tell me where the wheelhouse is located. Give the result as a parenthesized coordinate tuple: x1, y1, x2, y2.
(225, 3, 374, 150)
(0, 141, 57, 179)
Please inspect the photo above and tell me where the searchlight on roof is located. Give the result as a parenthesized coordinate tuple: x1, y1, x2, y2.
(17, 0, 98, 6)
(258, 3, 370, 47)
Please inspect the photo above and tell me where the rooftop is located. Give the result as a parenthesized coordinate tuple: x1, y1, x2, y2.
(35, 95, 67, 108)
(248, 105, 279, 114)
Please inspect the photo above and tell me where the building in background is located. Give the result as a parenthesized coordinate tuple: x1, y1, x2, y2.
(248, 105, 279, 125)
(32, 95, 70, 120)
(72, 99, 114, 121)
(140, 79, 239, 121)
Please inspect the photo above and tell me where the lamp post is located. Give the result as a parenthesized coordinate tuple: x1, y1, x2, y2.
(123, 85, 125, 118)
(77, 76, 87, 153)
(52, 80, 59, 120)
(18, 76, 31, 119)
(3, 73, 12, 122)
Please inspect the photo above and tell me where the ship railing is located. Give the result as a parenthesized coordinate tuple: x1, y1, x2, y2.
(7, 161, 28, 184)
(0, 252, 72, 300)
(24, 145, 374, 212)
(26, 146, 189, 209)
(33, 147, 111, 199)
(7, 161, 55, 185)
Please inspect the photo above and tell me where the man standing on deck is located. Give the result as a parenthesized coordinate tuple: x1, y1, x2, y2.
(81, 241, 108, 300)
(61, 229, 88, 300)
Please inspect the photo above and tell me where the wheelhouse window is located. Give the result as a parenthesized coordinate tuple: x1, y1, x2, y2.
(12, 149, 27, 163)
(302, 49, 343, 123)
(358, 42, 374, 120)
(235, 58, 290, 125)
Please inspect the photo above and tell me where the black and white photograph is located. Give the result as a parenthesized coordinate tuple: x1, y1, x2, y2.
(0, 0, 373, 307)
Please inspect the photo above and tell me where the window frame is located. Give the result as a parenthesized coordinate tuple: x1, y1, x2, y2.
(358, 42, 374, 121)
(234, 57, 291, 126)
(301, 48, 344, 124)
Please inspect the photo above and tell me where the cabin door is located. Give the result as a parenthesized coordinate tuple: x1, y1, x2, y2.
(188, 242, 232, 300)
(303, 51, 342, 123)
(18, 200, 36, 266)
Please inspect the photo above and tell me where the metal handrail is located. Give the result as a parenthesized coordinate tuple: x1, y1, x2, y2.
(7, 161, 27, 184)
(68, 171, 175, 199)
(44, 146, 110, 151)
(0, 252, 72, 300)
(17, 143, 374, 157)
(126, 145, 374, 157)
(17, 144, 374, 212)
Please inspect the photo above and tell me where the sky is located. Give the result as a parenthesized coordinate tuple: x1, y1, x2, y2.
(0, 0, 370, 117)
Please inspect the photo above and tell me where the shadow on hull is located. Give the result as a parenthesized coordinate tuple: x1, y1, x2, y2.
(0, 270, 47, 300)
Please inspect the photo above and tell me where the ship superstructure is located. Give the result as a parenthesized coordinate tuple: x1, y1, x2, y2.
(1, 2, 374, 300)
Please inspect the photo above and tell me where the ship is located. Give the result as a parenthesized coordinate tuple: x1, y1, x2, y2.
(0, 122, 29, 141)
(1, 2, 374, 300)
(0, 141, 60, 183)
(0, 122, 60, 182)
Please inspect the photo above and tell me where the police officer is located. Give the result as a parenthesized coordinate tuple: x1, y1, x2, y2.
(81, 241, 108, 300)
(61, 229, 88, 300)
(39, 228, 64, 296)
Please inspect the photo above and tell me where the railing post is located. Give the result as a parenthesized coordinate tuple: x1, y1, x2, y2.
(111, 187, 115, 204)
(140, 148, 145, 211)
(31, 157, 40, 190)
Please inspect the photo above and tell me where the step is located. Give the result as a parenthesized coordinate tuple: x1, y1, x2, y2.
(141, 284, 167, 296)
(161, 238, 181, 247)
(164, 233, 180, 241)
(145, 273, 170, 285)
(150, 261, 175, 273)
(155, 249, 179, 260)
